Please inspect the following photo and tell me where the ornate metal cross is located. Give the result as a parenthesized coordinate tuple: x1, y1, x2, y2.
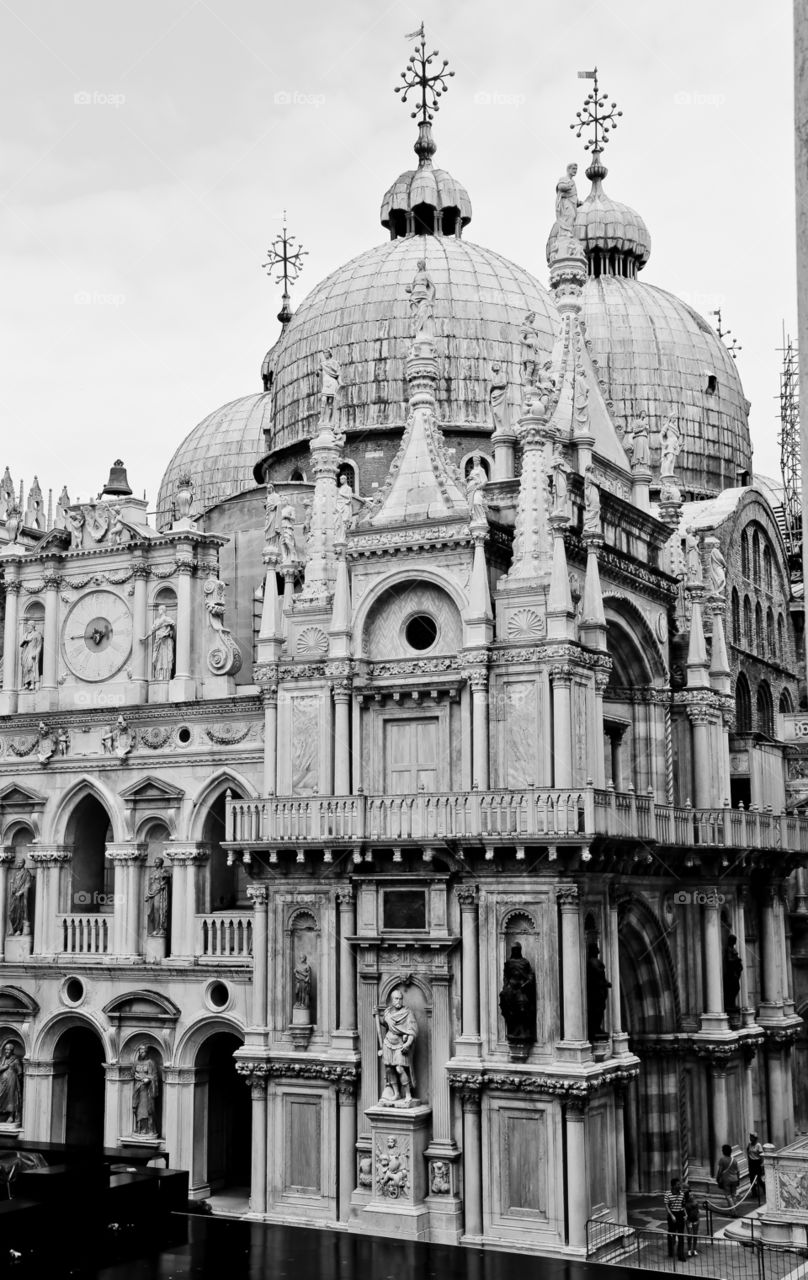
(262, 215, 308, 291)
(395, 23, 454, 123)
(570, 68, 622, 153)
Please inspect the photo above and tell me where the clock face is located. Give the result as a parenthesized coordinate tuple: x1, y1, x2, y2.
(62, 590, 133, 682)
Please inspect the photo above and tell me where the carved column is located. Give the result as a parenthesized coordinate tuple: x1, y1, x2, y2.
(430, 972, 453, 1144)
(0, 576, 20, 712)
(41, 566, 60, 693)
(261, 681, 278, 796)
(105, 843, 147, 958)
(467, 672, 489, 791)
(614, 1086, 628, 1219)
(357, 970, 379, 1138)
(172, 549, 194, 696)
(700, 892, 728, 1032)
(735, 892, 755, 1027)
(0, 849, 15, 957)
(332, 683, 351, 795)
(460, 1086, 483, 1240)
(565, 1099, 588, 1250)
(30, 848, 70, 954)
(760, 885, 783, 1015)
(131, 559, 149, 691)
(687, 704, 717, 809)
(457, 886, 481, 1057)
(593, 671, 609, 789)
(710, 1060, 730, 1159)
(557, 883, 588, 1058)
(337, 1083, 357, 1222)
(248, 1073, 268, 1215)
(608, 886, 630, 1055)
(164, 845, 209, 962)
(552, 669, 573, 788)
(336, 888, 357, 1038)
(247, 885, 269, 1031)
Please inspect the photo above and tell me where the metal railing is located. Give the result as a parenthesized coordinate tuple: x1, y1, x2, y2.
(226, 787, 808, 852)
(197, 913, 253, 959)
(58, 913, 110, 955)
(586, 1217, 807, 1280)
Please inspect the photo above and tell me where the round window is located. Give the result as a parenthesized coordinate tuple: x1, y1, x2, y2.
(405, 614, 438, 651)
(62, 976, 85, 1006)
(206, 980, 230, 1010)
(177, 726, 192, 745)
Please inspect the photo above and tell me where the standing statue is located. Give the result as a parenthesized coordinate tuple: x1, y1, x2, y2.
(319, 349, 341, 426)
(465, 454, 489, 523)
(626, 410, 650, 468)
(498, 942, 537, 1045)
(279, 505, 297, 564)
(723, 934, 744, 1014)
(708, 540, 727, 599)
(334, 474, 361, 542)
(57, 728, 70, 757)
(0, 1041, 22, 1124)
(377, 988, 418, 1105)
(264, 482, 282, 562)
(294, 954, 312, 1010)
(19, 622, 43, 691)
(145, 858, 170, 937)
(555, 162, 581, 235)
(660, 415, 681, 479)
(405, 259, 436, 338)
(552, 444, 571, 519)
(685, 529, 703, 586)
(141, 605, 175, 681)
(108, 504, 127, 545)
(583, 468, 602, 537)
(131, 1046, 160, 1137)
(586, 942, 612, 1041)
(8, 861, 32, 936)
(66, 506, 85, 550)
(520, 312, 541, 389)
(489, 362, 509, 433)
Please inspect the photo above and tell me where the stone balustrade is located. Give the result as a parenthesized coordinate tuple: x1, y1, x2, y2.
(198, 912, 253, 960)
(225, 787, 808, 853)
(58, 912, 111, 954)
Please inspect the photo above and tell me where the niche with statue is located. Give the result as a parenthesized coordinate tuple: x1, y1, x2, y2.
(288, 909, 319, 1050)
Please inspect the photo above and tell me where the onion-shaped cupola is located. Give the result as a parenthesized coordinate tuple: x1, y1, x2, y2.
(380, 25, 472, 240)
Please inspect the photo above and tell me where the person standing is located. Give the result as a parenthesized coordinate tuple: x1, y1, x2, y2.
(683, 1184, 700, 1257)
(746, 1133, 765, 1202)
(715, 1144, 740, 1214)
(664, 1177, 687, 1261)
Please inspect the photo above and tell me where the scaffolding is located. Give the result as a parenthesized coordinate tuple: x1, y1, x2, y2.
(777, 327, 802, 578)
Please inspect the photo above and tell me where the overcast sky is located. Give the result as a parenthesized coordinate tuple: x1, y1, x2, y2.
(0, 0, 795, 512)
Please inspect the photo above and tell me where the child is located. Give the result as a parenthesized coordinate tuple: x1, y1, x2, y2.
(716, 1144, 740, 1214)
(684, 1185, 700, 1257)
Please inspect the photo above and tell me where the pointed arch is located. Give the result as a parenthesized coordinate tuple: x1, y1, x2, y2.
(352, 565, 469, 648)
(188, 769, 258, 843)
(603, 595, 668, 686)
(45, 775, 125, 845)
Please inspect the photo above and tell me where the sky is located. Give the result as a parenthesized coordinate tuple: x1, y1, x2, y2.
(0, 0, 796, 513)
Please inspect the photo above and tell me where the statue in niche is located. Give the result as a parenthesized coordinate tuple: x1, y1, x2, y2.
(708, 539, 727, 599)
(334, 473, 364, 542)
(465, 453, 489, 523)
(405, 259, 435, 338)
(377, 988, 418, 1106)
(101, 724, 115, 754)
(430, 1161, 450, 1194)
(660, 415, 681, 479)
(8, 860, 32, 936)
(586, 941, 612, 1041)
(279, 505, 297, 564)
(723, 934, 744, 1013)
(66, 506, 85, 550)
(498, 942, 537, 1046)
(555, 162, 581, 236)
(19, 621, 43, 691)
(141, 605, 175, 681)
(57, 727, 70, 756)
(293, 954, 312, 1011)
(37, 721, 55, 765)
(626, 410, 650, 469)
(0, 1040, 22, 1124)
(145, 858, 170, 937)
(551, 444, 571, 519)
(319, 349, 341, 426)
(113, 714, 132, 759)
(583, 468, 602, 537)
(520, 311, 541, 389)
(264, 482, 282, 563)
(131, 1046, 160, 1137)
(489, 362, 509, 433)
(685, 528, 703, 585)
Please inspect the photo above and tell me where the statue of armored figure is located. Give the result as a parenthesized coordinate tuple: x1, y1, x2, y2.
(499, 942, 537, 1049)
(377, 988, 418, 1106)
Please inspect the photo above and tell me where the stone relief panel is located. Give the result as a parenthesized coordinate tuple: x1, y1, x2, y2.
(363, 583, 462, 661)
(291, 695, 319, 795)
(499, 680, 539, 789)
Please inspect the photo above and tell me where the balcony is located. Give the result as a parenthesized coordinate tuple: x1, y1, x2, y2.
(58, 913, 111, 954)
(197, 913, 253, 961)
(225, 788, 808, 855)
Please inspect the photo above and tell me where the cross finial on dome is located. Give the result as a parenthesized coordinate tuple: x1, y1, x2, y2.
(262, 214, 308, 326)
(395, 24, 454, 166)
(571, 68, 622, 181)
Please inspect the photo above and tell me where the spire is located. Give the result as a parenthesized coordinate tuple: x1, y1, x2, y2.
(395, 24, 454, 160)
(546, 519, 575, 640)
(571, 67, 622, 180)
(263, 213, 307, 330)
(257, 565, 282, 659)
(329, 553, 353, 658)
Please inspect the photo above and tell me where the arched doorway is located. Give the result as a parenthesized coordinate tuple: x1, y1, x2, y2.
(193, 1032, 251, 1198)
(203, 794, 248, 912)
(66, 796, 113, 913)
(51, 1025, 106, 1147)
(618, 898, 681, 1191)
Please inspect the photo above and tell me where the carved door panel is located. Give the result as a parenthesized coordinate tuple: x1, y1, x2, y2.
(385, 718, 439, 794)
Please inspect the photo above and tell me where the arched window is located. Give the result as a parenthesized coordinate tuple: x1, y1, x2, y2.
(735, 673, 752, 732)
(741, 532, 749, 579)
(757, 681, 774, 738)
(755, 602, 763, 655)
(731, 588, 740, 645)
(777, 613, 785, 660)
(763, 545, 773, 592)
(766, 608, 775, 658)
(337, 460, 358, 492)
(743, 597, 752, 649)
(752, 530, 761, 584)
(780, 687, 794, 714)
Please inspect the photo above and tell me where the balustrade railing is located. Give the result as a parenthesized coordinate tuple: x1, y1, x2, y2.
(227, 788, 808, 852)
(198, 913, 253, 959)
(59, 913, 110, 954)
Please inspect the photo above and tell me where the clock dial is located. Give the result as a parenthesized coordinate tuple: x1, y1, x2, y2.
(62, 590, 133, 682)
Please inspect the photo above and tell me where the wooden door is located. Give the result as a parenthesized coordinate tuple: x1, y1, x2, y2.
(385, 718, 439, 794)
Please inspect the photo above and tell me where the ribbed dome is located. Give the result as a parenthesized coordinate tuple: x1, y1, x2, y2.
(580, 276, 752, 496)
(156, 393, 271, 530)
(575, 186, 651, 270)
(381, 167, 472, 235)
(267, 235, 558, 455)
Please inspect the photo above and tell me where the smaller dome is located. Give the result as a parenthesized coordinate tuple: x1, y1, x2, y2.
(548, 156, 651, 279)
(380, 121, 472, 239)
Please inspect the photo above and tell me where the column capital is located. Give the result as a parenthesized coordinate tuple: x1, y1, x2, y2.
(247, 884, 270, 909)
(336, 1082, 357, 1103)
(105, 842, 148, 864)
(0, 848, 17, 865)
(3, 578, 22, 595)
(164, 843, 210, 865)
(565, 1096, 588, 1118)
(556, 882, 579, 908)
(456, 884, 479, 910)
(336, 886, 355, 909)
(29, 846, 71, 866)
